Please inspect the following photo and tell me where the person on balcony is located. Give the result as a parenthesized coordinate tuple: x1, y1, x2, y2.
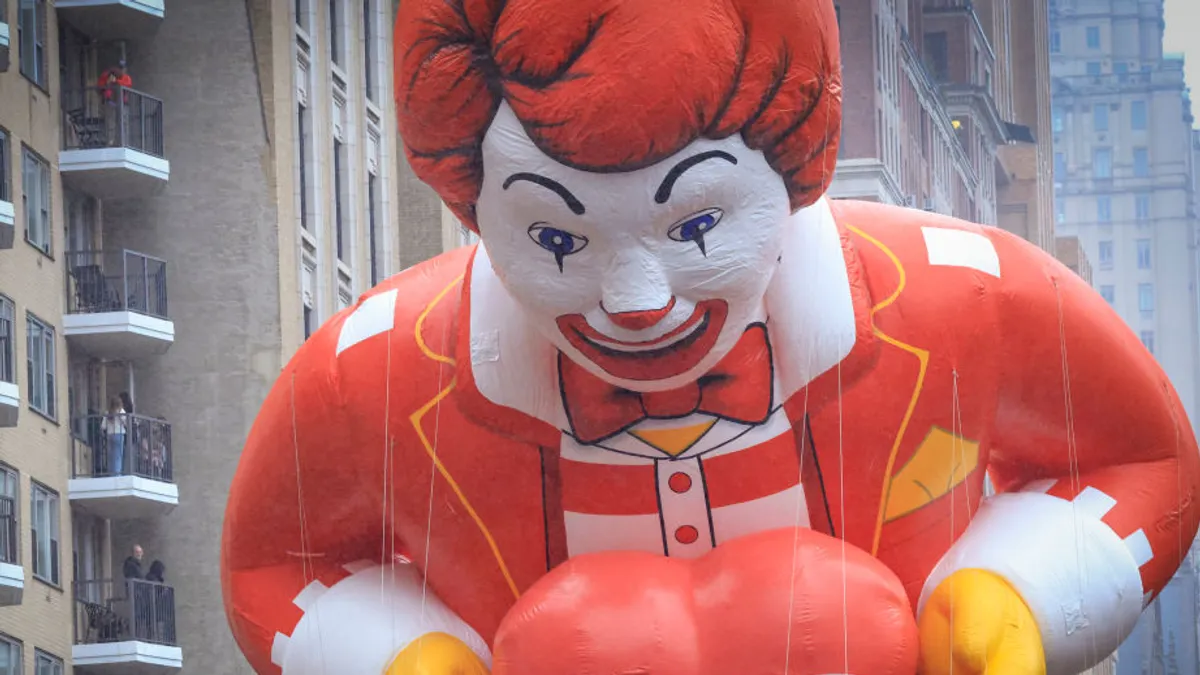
(123, 544, 144, 581)
(97, 61, 132, 147)
(102, 397, 127, 476)
(146, 560, 165, 583)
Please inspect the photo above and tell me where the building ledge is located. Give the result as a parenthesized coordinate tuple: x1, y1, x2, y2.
(60, 148, 169, 198)
(0, 562, 22, 606)
(0, 199, 13, 249)
(829, 159, 905, 205)
(63, 311, 174, 359)
(68, 475, 179, 520)
(73, 641, 181, 674)
(54, 0, 164, 41)
(0, 381, 17, 428)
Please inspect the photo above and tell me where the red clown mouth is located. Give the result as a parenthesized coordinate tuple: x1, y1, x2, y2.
(556, 300, 729, 381)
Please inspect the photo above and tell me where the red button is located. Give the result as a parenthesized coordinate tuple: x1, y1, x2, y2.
(674, 525, 699, 545)
(668, 472, 692, 493)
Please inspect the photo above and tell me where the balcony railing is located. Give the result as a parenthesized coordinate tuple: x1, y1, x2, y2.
(74, 578, 177, 646)
(0, 496, 15, 565)
(71, 413, 173, 482)
(66, 250, 169, 320)
(61, 86, 165, 158)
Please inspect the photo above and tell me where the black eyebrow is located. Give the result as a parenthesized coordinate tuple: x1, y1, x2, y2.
(654, 150, 739, 204)
(502, 172, 586, 215)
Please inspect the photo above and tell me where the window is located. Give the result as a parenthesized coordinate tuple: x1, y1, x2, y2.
(1098, 240, 1114, 269)
(1094, 147, 1112, 178)
(1086, 26, 1101, 49)
(0, 297, 12, 385)
(0, 635, 21, 675)
(1137, 239, 1151, 269)
(1136, 192, 1151, 222)
(363, 0, 376, 101)
(30, 483, 59, 586)
(18, 0, 48, 88)
(368, 173, 380, 285)
(1052, 107, 1064, 133)
(297, 103, 310, 231)
(1051, 30, 1061, 53)
(1054, 152, 1066, 179)
(1086, 61, 1102, 76)
(1093, 104, 1108, 131)
(327, 0, 341, 66)
(1133, 147, 1149, 177)
(925, 32, 949, 82)
(1140, 331, 1155, 355)
(0, 467, 17, 565)
(1131, 100, 1147, 130)
(303, 305, 314, 340)
(295, 0, 309, 30)
(1138, 283, 1154, 314)
(333, 139, 348, 262)
(1097, 196, 1112, 222)
(22, 147, 51, 254)
(26, 313, 55, 419)
(34, 650, 63, 675)
(1055, 199, 1065, 224)
(1100, 285, 1115, 305)
(1115, 62, 1129, 74)
(0, 129, 9, 204)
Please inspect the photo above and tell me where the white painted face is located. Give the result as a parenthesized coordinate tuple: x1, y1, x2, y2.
(476, 103, 791, 391)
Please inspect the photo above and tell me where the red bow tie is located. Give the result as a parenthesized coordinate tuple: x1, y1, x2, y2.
(559, 324, 774, 444)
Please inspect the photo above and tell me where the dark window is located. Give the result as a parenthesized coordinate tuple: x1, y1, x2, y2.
(1086, 26, 1100, 49)
(297, 104, 310, 230)
(30, 482, 59, 585)
(295, 0, 308, 30)
(333, 139, 346, 261)
(303, 306, 314, 340)
(363, 0, 375, 101)
(18, 0, 48, 89)
(925, 32, 949, 81)
(368, 173, 379, 285)
(0, 129, 9, 203)
(0, 297, 13, 385)
(1133, 147, 1149, 177)
(1051, 30, 1061, 53)
(1131, 100, 1147, 130)
(328, 0, 341, 66)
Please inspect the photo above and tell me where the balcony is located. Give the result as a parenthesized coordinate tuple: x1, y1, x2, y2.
(74, 578, 182, 674)
(64, 250, 173, 360)
(0, 497, 21, 606)
(61, 87, 169, 197)
(56, 1, 164, 42)
(69, 414, 178, 520)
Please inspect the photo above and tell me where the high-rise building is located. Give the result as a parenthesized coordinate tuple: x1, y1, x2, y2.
(1050, 0, 1200, 673)
(828, 0, 1056, 253)
(0, 1, 441, 673)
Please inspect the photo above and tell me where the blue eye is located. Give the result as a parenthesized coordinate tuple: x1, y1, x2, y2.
(528, 223, 589, 272)
(668, 208, 723, 255)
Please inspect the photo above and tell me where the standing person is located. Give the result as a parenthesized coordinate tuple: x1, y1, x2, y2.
(123, 544, 144, 581)
(96, 61, 132, 146)
(101, 397, 127, 476)
(145, 560, 165, 583)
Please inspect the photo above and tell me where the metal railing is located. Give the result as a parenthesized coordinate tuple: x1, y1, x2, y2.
(61, 86, 165, 157)
(70, 413, 174, 482)
(74, 578, 177, 646)
(66, 250, 169, 319)
(0, 496, 15, 565)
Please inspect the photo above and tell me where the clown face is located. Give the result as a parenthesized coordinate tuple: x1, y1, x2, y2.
(476, 103, 791, 392)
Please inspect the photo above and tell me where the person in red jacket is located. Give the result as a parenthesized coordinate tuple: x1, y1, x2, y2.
(222, 1, 1200, 674)
(97, 60, 132, 101)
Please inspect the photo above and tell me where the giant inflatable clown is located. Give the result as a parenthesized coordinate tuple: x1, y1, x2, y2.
(222, 1, 1200, 673)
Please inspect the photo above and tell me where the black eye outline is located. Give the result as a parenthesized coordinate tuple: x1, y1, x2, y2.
(527, 223, 590, 272)
(667, 208, 723, 256)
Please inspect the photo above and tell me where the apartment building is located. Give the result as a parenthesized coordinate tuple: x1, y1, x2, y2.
(0, 0, 423, 673)
(829, 0, 1056, 252)
(1051, 0, 1200, 673)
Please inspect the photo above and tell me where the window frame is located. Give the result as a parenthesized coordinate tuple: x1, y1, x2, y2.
(1100, 285, 1115, 305)
(1136, 192, 1152, 223)
(327, 0, 343, 67)
(1097, 196, 1112, 223)
(18, 0, 49, 90)
(1136, 238, 1152, 270)
(1133, 147, 1150, 177)
(1138, 283, 1155, 315)
(25, 312, 56, 421)
(34, 649, 64, 675)
(21, 145, 52, 256)
(1092, 103, 1108, 132)
(1131, 100, 1147, 131)
(30, 482, 60, 587)
(0, 465, 19, 566)
(1140, 330, 1155, 355)
(1093, 147, 1112, 179)
(1085, 26, 1101, 49)
(1098, 240, 1114, 269)
(0, 634, 22, 675)
(0, 296, 13, 385)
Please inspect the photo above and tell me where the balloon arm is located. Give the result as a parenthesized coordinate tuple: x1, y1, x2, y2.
(918, 490, 1142, 675)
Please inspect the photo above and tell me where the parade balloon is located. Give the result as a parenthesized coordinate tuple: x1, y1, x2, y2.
(222, 1, 1200, 673)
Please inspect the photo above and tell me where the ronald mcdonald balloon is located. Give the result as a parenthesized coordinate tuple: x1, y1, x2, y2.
(221, 1, 1200, 673)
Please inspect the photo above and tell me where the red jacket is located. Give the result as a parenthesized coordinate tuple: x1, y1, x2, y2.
(223, 200, 1200, 674)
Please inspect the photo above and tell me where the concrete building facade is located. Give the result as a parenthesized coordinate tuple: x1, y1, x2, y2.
(0, 0, 437, 673)
(1050, 0, 1200, 673)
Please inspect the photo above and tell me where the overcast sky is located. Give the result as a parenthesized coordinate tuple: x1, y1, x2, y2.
(1163, 0, 1199, 127)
